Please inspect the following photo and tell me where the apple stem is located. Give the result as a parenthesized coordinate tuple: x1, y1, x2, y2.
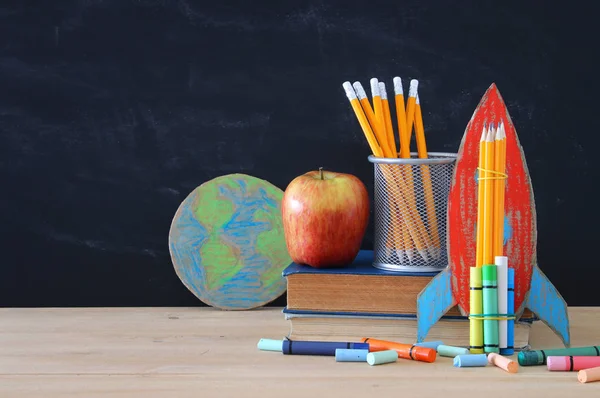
(319, 167, 324, 180)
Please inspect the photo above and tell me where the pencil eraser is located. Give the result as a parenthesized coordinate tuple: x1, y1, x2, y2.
(352, 82, 367, 100)
(370, 78, 380, 97)
(378, 82, 387, 100)
(393, 77, 403, 95)
(408, 79, 419, 98)
(342, 81, 356, 100)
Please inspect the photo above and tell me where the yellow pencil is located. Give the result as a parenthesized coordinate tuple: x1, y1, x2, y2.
(379, 82, 397, 156)
(353, 82, 385, 153)
(393, 77, 408, 156)
(393, 77, 413, 262)
(378, 81, 406, 261)
(482, 125, 496, 265)
(342, 82, 383, 157)
(414, 93, 441, 259)
(404, 79, 418, 152)
(475, 126, 487, 267)
(396, 79, 433, 262)
(493, 122, 507, 257)
(354, 80, 402, 260)
(370, 78, 394, 158)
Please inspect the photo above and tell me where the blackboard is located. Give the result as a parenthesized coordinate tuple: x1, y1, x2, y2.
(1, 0, 597, 307)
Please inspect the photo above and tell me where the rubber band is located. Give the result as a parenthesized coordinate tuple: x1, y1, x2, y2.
(477, 167, 508, 180)
(468, 313, 516, 321)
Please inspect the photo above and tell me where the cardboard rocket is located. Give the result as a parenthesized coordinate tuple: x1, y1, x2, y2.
(416, 84, 570, 347)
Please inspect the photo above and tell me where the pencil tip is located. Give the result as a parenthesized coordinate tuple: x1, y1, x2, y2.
(480, 126, 487, 142)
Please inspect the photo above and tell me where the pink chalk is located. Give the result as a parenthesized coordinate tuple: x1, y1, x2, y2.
(547, 356, 600, 371)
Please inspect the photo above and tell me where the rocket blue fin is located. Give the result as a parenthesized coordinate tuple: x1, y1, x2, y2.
(524, 265, 570, 347)
(416, 267, 456, 343)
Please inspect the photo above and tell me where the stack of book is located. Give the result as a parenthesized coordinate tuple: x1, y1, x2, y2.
(282, 250, 535, 349)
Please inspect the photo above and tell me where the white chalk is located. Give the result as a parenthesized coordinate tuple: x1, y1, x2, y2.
(496, 256, 508, 351)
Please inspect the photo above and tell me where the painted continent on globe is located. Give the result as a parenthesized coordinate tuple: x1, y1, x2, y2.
(169, 173, 292, 310)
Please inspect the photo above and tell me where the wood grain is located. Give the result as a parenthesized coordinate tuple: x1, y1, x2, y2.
(1, 307, 599, 397)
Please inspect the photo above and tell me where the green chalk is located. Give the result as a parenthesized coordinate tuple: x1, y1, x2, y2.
(257, 338, 283, 352)
(366, 350, 398, 365)
(482, 265, 499, 354)
(438, 345, 470, 357)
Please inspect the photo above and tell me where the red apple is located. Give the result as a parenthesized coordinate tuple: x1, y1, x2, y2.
(282, 167, 370, 268)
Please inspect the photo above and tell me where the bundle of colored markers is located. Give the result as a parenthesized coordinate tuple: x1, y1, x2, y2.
(341, 77, 440, 264)
(468, 122, 514, 356)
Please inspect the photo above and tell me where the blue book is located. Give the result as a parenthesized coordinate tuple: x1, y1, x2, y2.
(282, 307, 534, 350)
(283, 250, 459, 317)
(283, 250, 537, 321)
(282, 250, 440, 278)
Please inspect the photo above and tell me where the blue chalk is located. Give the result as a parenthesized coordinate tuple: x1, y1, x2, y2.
(335, 348, 368, 362)
(500, 268, 515, 356)
(453, 354, 488, 367)
(414, 340, 444, 350)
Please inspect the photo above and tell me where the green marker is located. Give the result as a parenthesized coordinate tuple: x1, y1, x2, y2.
(482, 265, 499, 353)
(518, 346, 600, 366)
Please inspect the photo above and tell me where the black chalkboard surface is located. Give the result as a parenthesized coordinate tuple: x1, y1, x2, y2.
(1, 1, 597, 307)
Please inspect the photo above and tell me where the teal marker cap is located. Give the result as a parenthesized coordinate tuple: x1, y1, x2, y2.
(482, 264, 497, 280)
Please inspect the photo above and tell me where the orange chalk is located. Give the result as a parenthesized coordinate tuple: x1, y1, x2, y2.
(488, 353, 518, 373)
(361, 337, 436, 363)
(578, 366, 600, 383)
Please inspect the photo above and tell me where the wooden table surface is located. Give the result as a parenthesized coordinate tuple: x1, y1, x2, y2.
(1, 306, 599, 397)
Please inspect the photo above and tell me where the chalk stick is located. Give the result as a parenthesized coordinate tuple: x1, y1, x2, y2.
(282, 340, 369, 356)
(415, 340, 444, 350)
(257, 338, 283, 351)
(488, 352, 518, 373)
(482, 265, 499, 353)
(578, 365, 600, 383)
(495, 256, 508, 352)
(367, 350, 398, 366)
(335, 348, 368, 362)
(547, 356, 600, 371)
(500, 268, 515, 356)
(438, 345, 470, 357)
(454, 354, 488, 367)
(518, 346, 600, 366)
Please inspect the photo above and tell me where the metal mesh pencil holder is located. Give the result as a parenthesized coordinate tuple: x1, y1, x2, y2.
(367, 152, 457, 272)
